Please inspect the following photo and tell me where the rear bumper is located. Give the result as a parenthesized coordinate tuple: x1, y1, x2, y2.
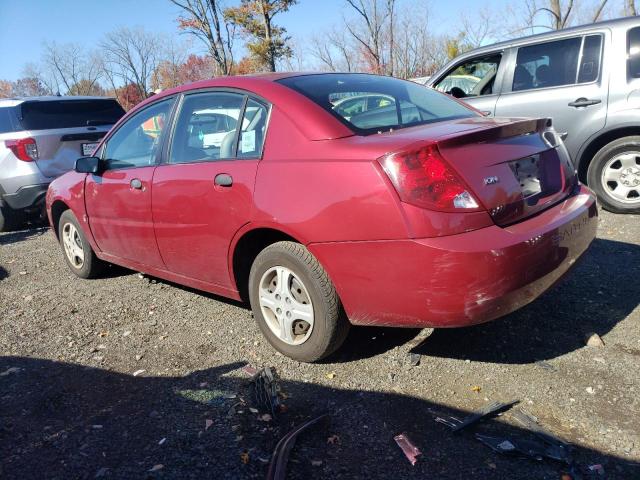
(308, 185, 598, 328)
(1, 183, 49, 211)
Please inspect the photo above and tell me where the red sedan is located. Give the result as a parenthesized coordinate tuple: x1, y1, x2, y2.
(46, 73, 597, 362)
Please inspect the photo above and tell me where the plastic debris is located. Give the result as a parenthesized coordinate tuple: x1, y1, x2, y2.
(242, 365, 258, 376)
(249, 367, 281, 416)
(158, 438, 166, 445)
(436, 399, 519, 432)
(266, 414, 329, 480)
(588, 464, 605, 475)
(394, 433, 422, 466)
(148, 464, 164, 472)
(511, 409, 571, 463)
(132, 369, 145, 377)
(205, 419, 213, 430)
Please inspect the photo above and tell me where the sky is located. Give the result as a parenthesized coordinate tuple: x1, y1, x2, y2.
(0, 0, 512, 81)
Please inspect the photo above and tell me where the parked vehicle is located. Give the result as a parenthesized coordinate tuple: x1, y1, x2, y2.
(47, 73, 597, 362)
(427, 17, 640, 213)
(0, 96, 125, 230)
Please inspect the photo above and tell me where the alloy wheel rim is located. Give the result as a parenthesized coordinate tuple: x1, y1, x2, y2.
(258, 266, 314, 346)
(62, 223, 85, 269)
(601, 152, 640, 204)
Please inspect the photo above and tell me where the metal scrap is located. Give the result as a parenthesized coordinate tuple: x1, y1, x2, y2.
(394, 433, 422, 465)
(266, 414, 329, 480)
(435, 399, 520, 432)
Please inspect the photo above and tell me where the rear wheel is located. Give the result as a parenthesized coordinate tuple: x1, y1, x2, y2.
(248, 241, 349, 362)
(58, 210, 104, 279)
(587, 136, 640, 213)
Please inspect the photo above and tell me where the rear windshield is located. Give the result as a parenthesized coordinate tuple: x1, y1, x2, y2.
(277, 73, 475, 135)
(20, 99, 125, 131)
(0, 107, 22, 134)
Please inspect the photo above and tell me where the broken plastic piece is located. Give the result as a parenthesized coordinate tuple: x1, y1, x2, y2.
(437, 399, 520, 432)
(266, 414, 329, 480)
(394, 433, 422, 465)
(249, 367, 281, 416)
(588, 464, 605, 475)
(511, 409, 572, 463)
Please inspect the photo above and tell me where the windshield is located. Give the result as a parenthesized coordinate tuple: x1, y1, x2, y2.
(277, 73, 476, 135)
(20, 99, 125, 131)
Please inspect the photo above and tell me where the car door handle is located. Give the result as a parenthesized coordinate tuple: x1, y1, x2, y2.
(214, 173, 233, 187)
(568, 98, 601, 108)
(130, 178, 143, 190)
(480, 111, 492, 116)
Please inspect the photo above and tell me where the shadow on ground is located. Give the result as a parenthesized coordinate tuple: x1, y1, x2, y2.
(413, 238, 640, 364)
(1, 357, 637, 480)
(0, 226, 48, 246)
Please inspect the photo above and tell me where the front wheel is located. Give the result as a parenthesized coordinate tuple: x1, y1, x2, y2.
(58, 210, 104, 279)
(587, 136, 640, 213)
(248, 241, 350, 362)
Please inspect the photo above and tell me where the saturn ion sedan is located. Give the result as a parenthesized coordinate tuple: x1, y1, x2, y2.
(46, 73, 597, 362)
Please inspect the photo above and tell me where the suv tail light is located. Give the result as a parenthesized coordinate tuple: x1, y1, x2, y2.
(377, 143, 481, 212)
(4, 138, 39, 162)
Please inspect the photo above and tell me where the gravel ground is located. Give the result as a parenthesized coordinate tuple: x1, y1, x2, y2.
(1, 209, 639, 480)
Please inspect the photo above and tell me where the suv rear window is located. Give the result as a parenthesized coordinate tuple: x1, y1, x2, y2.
(20, 99, 125, 131)
(0, 107, 22, 134)
(278, 74, 475, 135)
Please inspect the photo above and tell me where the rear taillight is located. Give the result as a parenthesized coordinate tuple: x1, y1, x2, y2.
(378, 143, 481, 212)
(4, 138, 38, 161)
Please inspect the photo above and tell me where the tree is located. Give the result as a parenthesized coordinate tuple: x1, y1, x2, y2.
(309, 29, 359, 72)
(152, 54, 216, 91)
(170, 0, 236, 75)
(225, 0, 297, 72)
(12, 77, 50, 97)
(627, 0, 638, 15)
(100, 27, 163, 101)
(42, 42, 103, 95)
(109, 83, 145, 111)
(0, 80, 13, 98)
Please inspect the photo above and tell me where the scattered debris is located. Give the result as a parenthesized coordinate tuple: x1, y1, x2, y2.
(148, 464, 164, 472)
(122, 330, 132, 337)
(94, 467, 108, 478)
(535, 360, 557, 372)
(585, 333, 605, 347)
(510, 409, 571, 462)
(326, 372, 336, 379)
(586, 387, 596, 395)
(132, 369, 145, 377)
(158, 438, 166, 445)
(249, 367, 281, 416)
(471, 385, 482, 393)
(406, 352, 421, 367)
(240, 451, 250, 464)
(476, 433, 572, 464)
(0, 367, 21, 377)
(327, 434, 340, 445)
(436, 399, 519, 432)
(249, 407, 259, 414)
(205, 419, 213, 430)
(588, 464, 605, 475)
(259, 413, 273, 422)
(394, 433, 422, 466)
(266, 414, 329, 480)
(311, 460, 323, 467)
(241, 365, 258, 376)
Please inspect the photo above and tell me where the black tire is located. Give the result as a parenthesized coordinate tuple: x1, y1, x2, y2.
(248, 241, 350, 362)
(0, 205, 15, 233)
(57, 210, 104, 279)
(587, 136, 640, 214)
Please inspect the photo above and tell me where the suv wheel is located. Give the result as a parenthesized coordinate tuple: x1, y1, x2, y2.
(58, 210, 104, 279)
(248, 241, 350, 362)
(587, 136, 640, 213)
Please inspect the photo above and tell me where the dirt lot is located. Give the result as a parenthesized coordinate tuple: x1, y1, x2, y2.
(1, 209, 639, 479)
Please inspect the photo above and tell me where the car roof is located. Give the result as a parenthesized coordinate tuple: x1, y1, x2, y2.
(459, 16, 640, 56)
(0, 96, 118, 108)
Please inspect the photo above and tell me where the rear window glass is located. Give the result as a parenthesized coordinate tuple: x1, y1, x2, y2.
(20, 99, 125, 131)
(628, 27, 640, 79)
(513, 37, 582, 91)
(0, 107, 22, 133)
(578, 35, 602, 83)
(277, 74, 475, 135)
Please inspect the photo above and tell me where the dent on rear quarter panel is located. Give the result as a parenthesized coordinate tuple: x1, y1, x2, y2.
(252, 108, 408, 243)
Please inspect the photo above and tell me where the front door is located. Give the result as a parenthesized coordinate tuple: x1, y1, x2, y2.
(85, 98, 174, 268)
(430, 51, 505, 116)
(153, 92, 268, 289)
(495, 34, 608, 159)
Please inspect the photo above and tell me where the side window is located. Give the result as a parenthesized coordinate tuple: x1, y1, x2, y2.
(512, 37, 582, 91)
(170, 92, 244, 164)
(103, 99, 173, 170)
(578, 35, 603, 83)
(628, 27, 640, 79)
(236, 99, 268, 159)
(434, 53, 502, 98)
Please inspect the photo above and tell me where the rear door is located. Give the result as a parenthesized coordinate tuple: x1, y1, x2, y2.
(20, 99, 124, 178)
(429, 51, 506, 116)
(85, 98, 174, 268)
(494, 33, 608, 159)
(152, 91, 268, 289)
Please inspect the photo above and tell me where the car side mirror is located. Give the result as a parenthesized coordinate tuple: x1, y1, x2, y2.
(75, 156, 102, 174)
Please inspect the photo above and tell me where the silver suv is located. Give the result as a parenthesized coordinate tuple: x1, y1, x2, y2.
(428, 17, 640, 213)
(0, 96, 124, 230)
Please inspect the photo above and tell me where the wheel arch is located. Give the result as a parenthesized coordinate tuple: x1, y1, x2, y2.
(230, 225, 306, 303)
(50, 200, 70, 239)
(577, 126, 640, 183)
